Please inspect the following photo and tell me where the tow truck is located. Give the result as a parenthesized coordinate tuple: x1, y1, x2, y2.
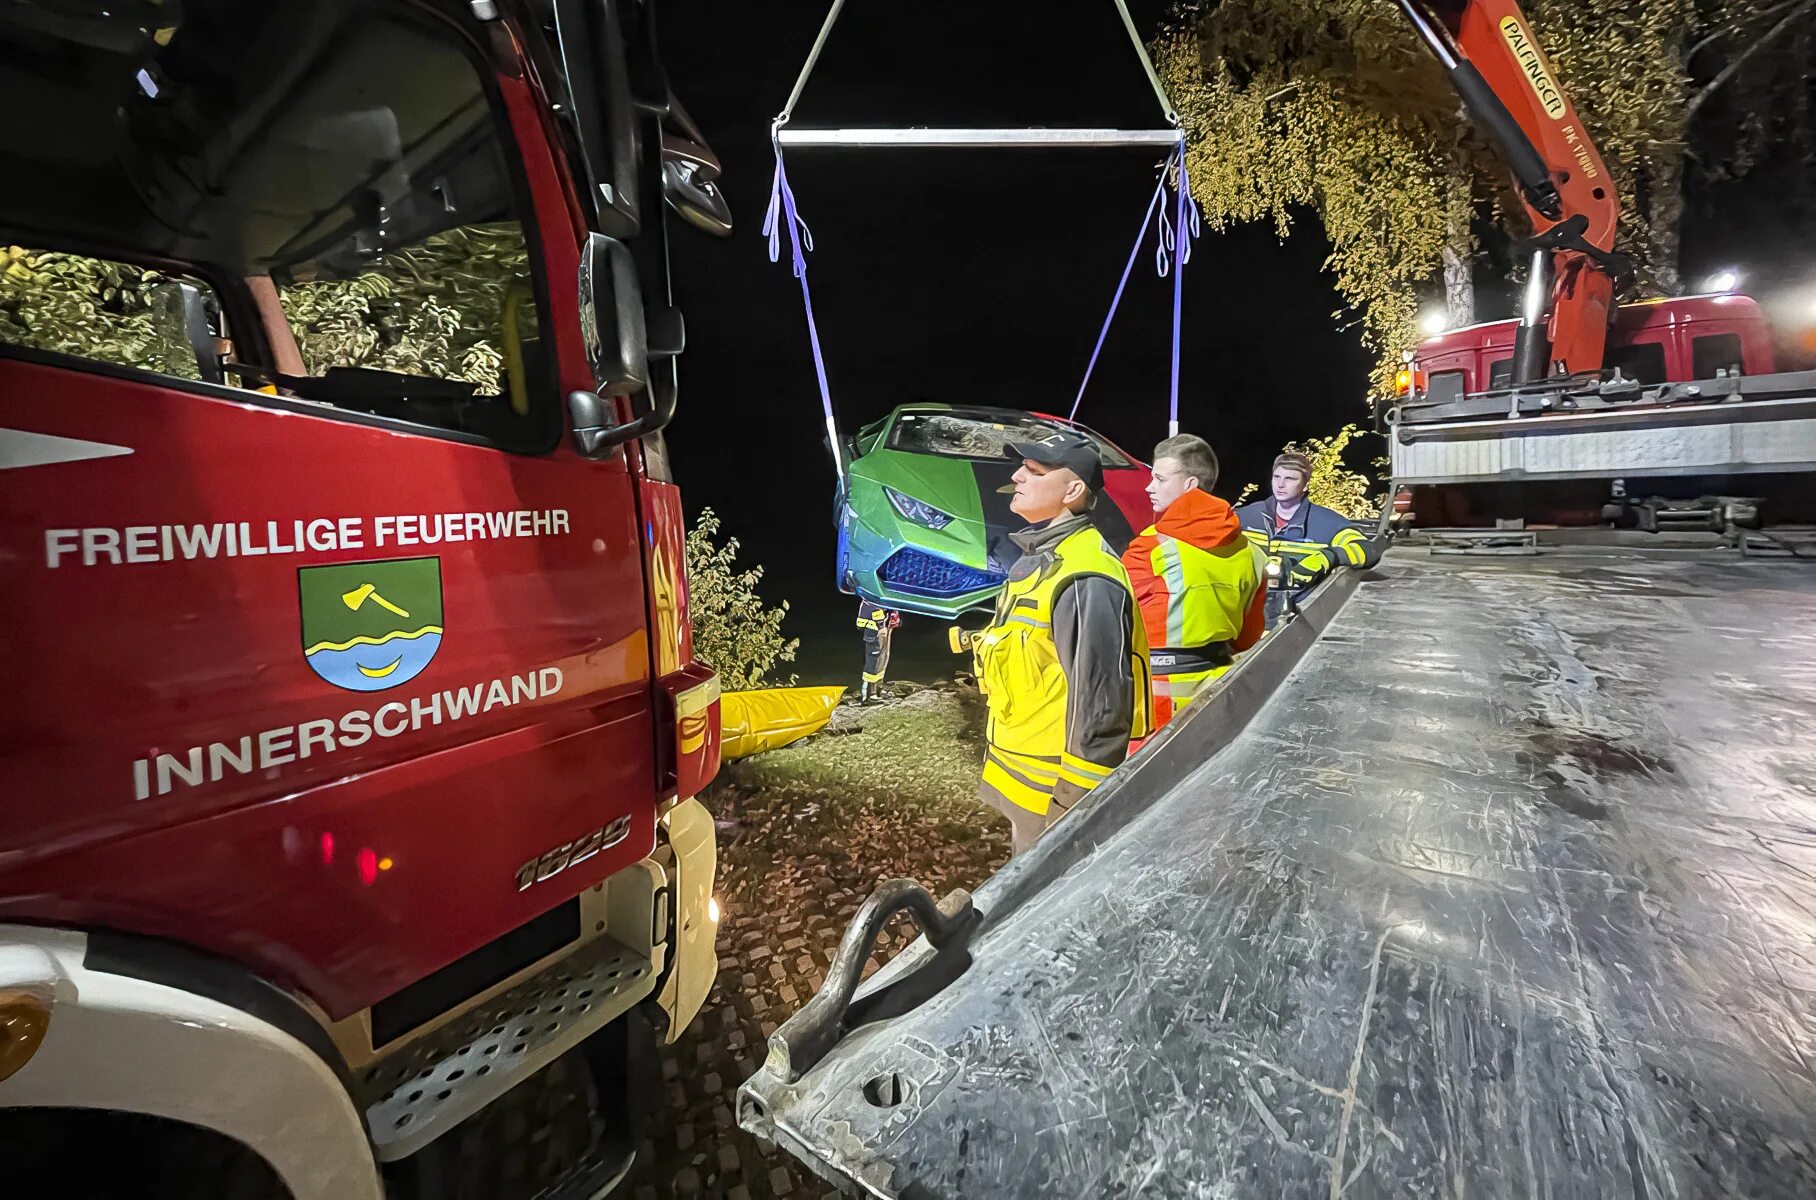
(739, 2, 1816, 1194)
(1, 2, 732, 1196)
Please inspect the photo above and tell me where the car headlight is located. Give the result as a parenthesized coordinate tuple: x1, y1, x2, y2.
(885, 487, 955, 530)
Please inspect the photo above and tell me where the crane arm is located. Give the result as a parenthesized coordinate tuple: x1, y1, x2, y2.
(1397, 0, 1624, 381)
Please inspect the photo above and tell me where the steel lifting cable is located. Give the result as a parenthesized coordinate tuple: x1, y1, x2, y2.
(772, 0, 1178, 142)
(761, 0, 1194, 478)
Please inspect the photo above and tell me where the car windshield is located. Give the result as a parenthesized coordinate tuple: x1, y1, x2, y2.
(886, 412, 1130, 466)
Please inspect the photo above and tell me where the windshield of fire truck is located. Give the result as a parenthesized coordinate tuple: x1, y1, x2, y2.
(0, 1, 512, 274)
(0, 0, 558, 451)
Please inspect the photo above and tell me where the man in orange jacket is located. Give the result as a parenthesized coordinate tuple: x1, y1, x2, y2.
(1122, 434, 1268, 729)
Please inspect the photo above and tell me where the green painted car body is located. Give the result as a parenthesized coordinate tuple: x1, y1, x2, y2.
(835, 405, 1150, 618)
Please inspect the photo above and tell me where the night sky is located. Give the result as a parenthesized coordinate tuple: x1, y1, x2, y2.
(658, 1, 1812, 681)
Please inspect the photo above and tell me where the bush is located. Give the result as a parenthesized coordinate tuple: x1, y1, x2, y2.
(686, 508, 798, 690)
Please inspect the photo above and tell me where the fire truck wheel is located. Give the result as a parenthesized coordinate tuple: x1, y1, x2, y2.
(0, 1108, 290, 1198)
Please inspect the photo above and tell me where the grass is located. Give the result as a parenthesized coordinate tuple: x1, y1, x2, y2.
(730, 687, 987, 820)
(706, 685, 1008, 912)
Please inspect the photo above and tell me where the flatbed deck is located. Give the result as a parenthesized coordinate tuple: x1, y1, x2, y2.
(742, 542, 1816, 1198)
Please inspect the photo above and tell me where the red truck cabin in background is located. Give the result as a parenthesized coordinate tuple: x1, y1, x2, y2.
(1412, 293, 1779, 401)
(0, 2, 726, 1197)
(1393, 286, 1816, 531)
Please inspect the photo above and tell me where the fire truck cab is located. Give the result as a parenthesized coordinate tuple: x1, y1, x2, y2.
(0, 2, 726, 1196)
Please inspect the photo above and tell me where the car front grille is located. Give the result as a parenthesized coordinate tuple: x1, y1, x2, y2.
(878, 548, 1005, 598)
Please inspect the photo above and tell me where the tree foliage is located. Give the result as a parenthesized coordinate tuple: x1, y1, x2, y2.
(0, 245, 200, 378)
(686, 508, 800, 691)
(1157, 0, 1813, 395)
(1157, 1, 1502, 393)
(280, 223, 530, 393)
(2, 223, 530, 394)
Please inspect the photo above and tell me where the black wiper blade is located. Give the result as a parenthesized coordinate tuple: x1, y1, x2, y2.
(226, 363, 476, 405)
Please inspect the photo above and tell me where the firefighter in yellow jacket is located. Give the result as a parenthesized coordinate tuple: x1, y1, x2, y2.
(970, 432, 1150, 855)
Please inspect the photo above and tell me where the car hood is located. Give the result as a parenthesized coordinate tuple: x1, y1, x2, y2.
(852, 449, 1136, 572)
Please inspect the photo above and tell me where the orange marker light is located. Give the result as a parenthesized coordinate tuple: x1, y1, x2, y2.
(0, 991, 52, 1083)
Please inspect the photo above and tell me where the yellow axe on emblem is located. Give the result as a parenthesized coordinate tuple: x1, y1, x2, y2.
(342, 583, 411, 620)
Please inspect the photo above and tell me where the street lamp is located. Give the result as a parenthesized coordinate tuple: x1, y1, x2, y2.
(1418, 308, 1448, 336)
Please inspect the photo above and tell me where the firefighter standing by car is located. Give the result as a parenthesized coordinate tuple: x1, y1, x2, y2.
(1122, 435, 1267, 730)
(855, 598, 900, 703)
(1236, 452, 1381, 622)
(959, 432, 1150, 855)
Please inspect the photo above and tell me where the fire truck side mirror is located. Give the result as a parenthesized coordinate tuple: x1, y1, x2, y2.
(663, 148, 733, 238)
(568, 368, 678, 457)
(568, 390, 619, 456)
(577, 231, 649, 397)
(662, 127, 732, 238)
(148, 280, 225, 386)
(570, 231, 669, 457)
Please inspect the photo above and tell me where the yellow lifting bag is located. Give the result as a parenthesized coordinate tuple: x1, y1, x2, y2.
(719, 686, 846, 760)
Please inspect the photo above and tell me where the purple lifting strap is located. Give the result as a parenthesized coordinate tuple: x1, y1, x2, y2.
(1167, 142, 1199, 435)
(1068, 171, 1167, 421)
(1070, 140, 1199, 433)
(766, 137, 1199, 461)
(762, 141, 846, 476)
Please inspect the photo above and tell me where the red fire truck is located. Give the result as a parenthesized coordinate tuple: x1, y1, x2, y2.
(0, 2, 729, 1196)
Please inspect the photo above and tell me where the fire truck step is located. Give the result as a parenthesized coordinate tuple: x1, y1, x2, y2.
(357, 934, 657, 1161)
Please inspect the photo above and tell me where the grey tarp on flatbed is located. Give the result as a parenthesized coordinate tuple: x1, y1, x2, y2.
(743, 546, 1816, 1198)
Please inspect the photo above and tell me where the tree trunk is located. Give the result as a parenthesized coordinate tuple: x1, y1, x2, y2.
(1442, 180, 1476, 327)
(1646, 154, 1684, 295)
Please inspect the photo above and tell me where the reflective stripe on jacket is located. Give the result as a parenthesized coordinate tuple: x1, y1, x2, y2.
(975, 518, 1150, 816)
(1235, 498, 1379, 583)
(1122, 490, 1267, 723)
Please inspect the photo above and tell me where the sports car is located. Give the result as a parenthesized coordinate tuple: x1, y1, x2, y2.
(835, 405, 1152, 618)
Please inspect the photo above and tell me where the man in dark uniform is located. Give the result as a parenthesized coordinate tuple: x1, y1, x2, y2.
(1236, 452, 1381, 623)
(855, 597, 899, 703)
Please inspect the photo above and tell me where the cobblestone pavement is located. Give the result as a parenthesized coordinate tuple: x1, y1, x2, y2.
(627, 688, 1007, 1198)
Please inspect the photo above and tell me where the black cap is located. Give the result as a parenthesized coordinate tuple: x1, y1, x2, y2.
(1005, 431, 1104, 493)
